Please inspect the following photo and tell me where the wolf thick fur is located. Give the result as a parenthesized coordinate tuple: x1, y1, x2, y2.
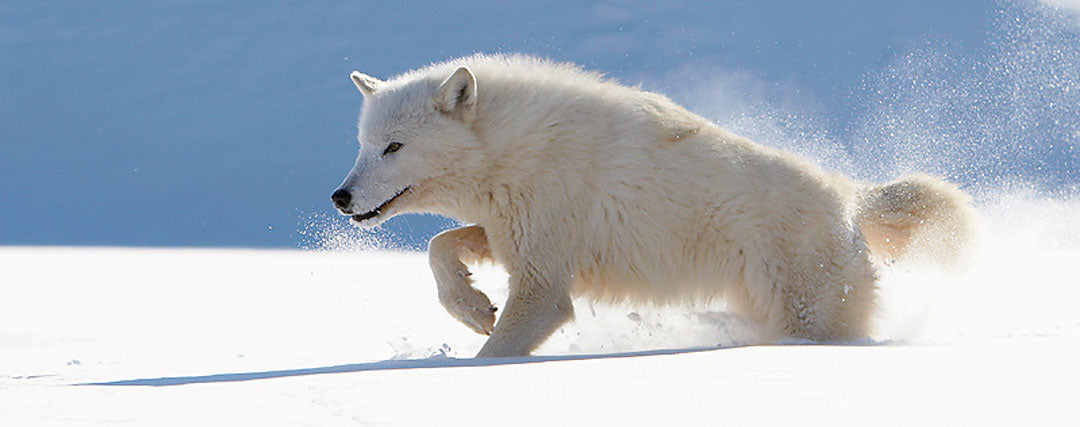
(334, 54, 975, 357)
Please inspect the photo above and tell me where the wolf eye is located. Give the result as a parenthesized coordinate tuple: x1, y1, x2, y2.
(383, 142, 403, 155)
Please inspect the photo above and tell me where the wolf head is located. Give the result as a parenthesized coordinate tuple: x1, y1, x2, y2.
(332, 66, 484, 227)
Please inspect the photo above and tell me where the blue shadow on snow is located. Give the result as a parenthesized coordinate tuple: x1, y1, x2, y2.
(79, 346, 724, 387)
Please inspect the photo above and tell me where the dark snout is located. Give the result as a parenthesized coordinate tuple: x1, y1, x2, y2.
(331, 188, 352, 211)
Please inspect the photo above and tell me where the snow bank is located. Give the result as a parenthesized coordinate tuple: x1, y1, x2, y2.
(1, 239, 1074, 425)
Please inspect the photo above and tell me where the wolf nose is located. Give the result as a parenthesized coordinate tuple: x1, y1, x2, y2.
(331, 189, 352, 210)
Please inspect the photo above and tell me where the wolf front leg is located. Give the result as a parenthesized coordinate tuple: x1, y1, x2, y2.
(428, 225, 497, 335)
(476, 268, 574, 358)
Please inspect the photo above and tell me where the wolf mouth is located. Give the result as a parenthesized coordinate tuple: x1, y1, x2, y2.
(352, 186, 410, 222)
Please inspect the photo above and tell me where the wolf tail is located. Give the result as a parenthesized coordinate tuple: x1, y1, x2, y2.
(854, 173, 977, 272)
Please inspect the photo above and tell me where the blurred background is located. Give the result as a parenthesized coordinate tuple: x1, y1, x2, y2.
(2, 0, 1077, 249)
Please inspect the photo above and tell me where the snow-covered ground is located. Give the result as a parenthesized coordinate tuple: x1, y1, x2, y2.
(3, 193, 1078, 425)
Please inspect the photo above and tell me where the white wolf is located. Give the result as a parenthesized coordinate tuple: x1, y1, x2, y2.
(332, 54, 974, 358)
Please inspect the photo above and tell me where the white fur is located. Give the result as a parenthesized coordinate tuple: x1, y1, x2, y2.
(334, 54, 976, 357)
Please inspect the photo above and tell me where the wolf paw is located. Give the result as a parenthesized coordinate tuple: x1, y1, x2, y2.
(435, 266, 497, 335)
(441, 287, 497, 335)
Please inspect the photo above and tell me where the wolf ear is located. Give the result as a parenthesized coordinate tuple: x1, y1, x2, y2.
(350, 71, 382, 97)
(433, 67, 477, 120)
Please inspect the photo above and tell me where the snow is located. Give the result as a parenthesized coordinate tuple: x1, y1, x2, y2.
(4, 341, 1073, 425)
(3, 194, 1079, 425)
